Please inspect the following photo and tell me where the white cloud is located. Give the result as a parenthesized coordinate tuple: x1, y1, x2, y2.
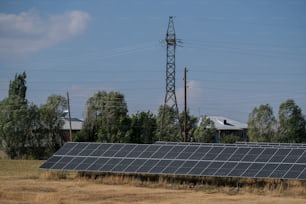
(177, 80, 204, 106)
(0, 10, 90, 56)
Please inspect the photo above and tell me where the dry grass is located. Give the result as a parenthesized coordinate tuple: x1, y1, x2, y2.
(0, 160, 306, 204)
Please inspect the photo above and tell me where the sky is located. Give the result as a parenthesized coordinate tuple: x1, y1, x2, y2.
(0, 0, 306, 123)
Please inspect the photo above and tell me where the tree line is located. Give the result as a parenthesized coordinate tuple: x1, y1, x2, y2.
(248, 101, 306, 143)
(0, 72, 305, 159)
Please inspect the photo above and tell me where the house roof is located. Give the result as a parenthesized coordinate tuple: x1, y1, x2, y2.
(200, 116, 247, 130)
(62, 118, 83, 131)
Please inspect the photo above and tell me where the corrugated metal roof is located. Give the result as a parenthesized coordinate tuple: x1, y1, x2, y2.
(62, 118, 83, 130)
(200, 116, 247, 130)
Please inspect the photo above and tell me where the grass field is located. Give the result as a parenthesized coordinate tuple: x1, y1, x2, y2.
(0, 160, 306, 204)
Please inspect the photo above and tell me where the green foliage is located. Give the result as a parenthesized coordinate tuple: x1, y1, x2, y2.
(248, 100, 306, 143)
(39, 95, 67, 152)
(0, 72, 32, 158)
(9, 71, 27, 100)
(194, 115, 216, 143)
(129, 111, 157, 144)
(156, 105, 181, 142)
(179, 110, 198, 142)
(222, 134, 243, 144)
(79, 91, 129, 143)
(0, 96, 29, 158)
(2, 72, 306, 160)
(277, 99, 306, 143)
(0, 72, 67, 159)
(247, 104, 277, 142)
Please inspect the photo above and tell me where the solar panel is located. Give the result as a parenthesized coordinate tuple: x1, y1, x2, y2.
(229, 162, 252, 177)
(149, 160, 171, 174)
(242, 163, 264, 177)
(163, 160, 185, 174)
(188, 161, 210, 176)
(77, 157, 97, 171)
(40, 142, 306, 181)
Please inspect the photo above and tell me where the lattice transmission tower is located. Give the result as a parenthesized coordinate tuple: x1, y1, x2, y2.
(160, 16, 182, 140)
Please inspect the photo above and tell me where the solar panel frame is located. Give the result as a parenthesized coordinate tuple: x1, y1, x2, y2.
(284, 164, 306, 179)
(53, 142, 78, 156)
(162, 160, 185, 174)
(63, 157, 86, 170)
(228, 147, 251, 161)
(76, 157, 98, 171)
(188, 161, 210, 176)
(149, 160, 172, 174)
(164, 145, 187, 159)
(126, 144, 150, 158)
(214, 147, 236, 161)
(66, 143, 89, 156)
(175, 160, 198, 175)
(124, 159, 147, 173)
(138, 145, 161, 158)
(51, 156, 74, 170)
(40, 141, 306, 181)
(90, 143, 112, 157)
(40, 156, 62, 169)
(214, 162, 237, 176)
(228, 162, 252, 177)
(79, 143, 101, 156)
(112, 158, 135, 172)
(151, 145, 174, 159)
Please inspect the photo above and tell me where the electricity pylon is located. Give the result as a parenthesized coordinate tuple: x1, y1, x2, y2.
(160, 16, 182, 140)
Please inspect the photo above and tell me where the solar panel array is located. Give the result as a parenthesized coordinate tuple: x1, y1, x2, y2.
(40, 142, 306, 180)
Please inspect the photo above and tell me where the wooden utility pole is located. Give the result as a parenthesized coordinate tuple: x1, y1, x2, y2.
(184, 67, 188, 142)
(67, 92, 72, 141)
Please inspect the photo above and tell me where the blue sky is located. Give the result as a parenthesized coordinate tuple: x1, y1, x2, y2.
(1, 0, 305, 123)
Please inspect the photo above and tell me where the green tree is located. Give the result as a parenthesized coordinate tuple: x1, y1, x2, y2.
(26, 103, 46, 158)
(9, 72, 27, 99)
(0, 72, 31, 158)
(156, 105, 181, 142)
(129, 111, 157, 144)
(0, 97, 29, 158)
(222, 134, 243, 144)
(277, 99, 306, 143)
(179, 110, 198, 142)
(247, 104, 277, 142)
(79, 91, 129, 143)
(39, 95, 67, 152)
(194, 115, 216, 143)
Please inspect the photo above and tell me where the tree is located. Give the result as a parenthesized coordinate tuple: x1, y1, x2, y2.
(129, 111, 157, 144)
(39, 95, 67, 152)
(9, 72, 27, 99)
(79, 91, 129, 143)
(194, 115, 216, 143)
(277, 99, 306, 143)
(222, 134, 243, 144)
(26, 103, 46, 159)
(156, 105, 181, 142)
(0, 72, 30, 158)
(247, 104, 277, 142)
(179, 110, 198, 142)
(0, 97, 30, 158)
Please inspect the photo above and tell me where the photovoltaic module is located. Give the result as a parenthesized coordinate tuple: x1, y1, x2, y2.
(40, 142, 306, 180)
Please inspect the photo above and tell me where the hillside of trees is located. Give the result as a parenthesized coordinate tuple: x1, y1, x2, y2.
(1, 72, 305, 159)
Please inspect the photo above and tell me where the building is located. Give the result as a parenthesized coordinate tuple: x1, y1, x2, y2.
(199, 116, 248, 143)
(62, 117, 83, 141)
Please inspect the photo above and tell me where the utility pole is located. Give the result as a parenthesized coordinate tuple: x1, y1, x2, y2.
(161, 16, 182, 140)
(67, 92, 72, 141)
(184, 67, 188, 142)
